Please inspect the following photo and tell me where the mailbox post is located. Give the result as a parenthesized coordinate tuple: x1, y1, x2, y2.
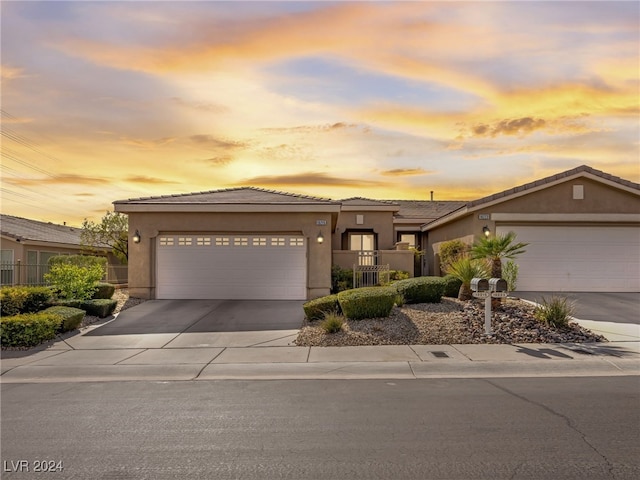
(471, 278, 492, 335)
(471, 277, 509, 335)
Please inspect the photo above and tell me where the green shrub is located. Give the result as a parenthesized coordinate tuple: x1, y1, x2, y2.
(503, 260, 519, 292)
(43, 306, 85, 333)
(1, 312, 63, 348)
(303, 294, 340, 321)
(393, 276, 445, 304)
(81, 299, 117, 318)
(389, 270, 411, 281)
(0, 287, 28, 317)
(442, 275, 463, 298)
(331, 265, 353, 293)
(49, 255, 107, 269)
(92, 282, 115, 299)
(337, 286, 397, 320)
(50, 299, 83, 309)
(0, 286, 53, 316)
(439, 239, 469, 274)
(320, 312, 345, 333)
(534, 296, 576, 328)
(44, 263, 105, 301)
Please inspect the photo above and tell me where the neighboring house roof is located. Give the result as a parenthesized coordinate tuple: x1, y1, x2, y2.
(422, 164, 640, 231)
(466, 164, 639, 209)
(0, 214, 83, 247)
(392, 200, 467, 221)
(340, 197, 399, 212)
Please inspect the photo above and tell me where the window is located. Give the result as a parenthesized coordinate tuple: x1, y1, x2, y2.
(253, 237, 267, 246)
(1, 250, 14, 285)
(399, 234, 418, 249)
(196, 237, 211, 246)
(159, 237, 175, 246)
(349, 233, 375, 251)
(215, 237, 230, 246)
(289, 238, 304, 247)
(234, 237, 249, 246)
(178, 237, 192, 246)
(271, 237, 286, 246)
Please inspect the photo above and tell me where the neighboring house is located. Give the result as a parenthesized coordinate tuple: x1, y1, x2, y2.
(423, 165, 640, 292)
(0, 214, 122, 285)
(114, 164, 640, 300)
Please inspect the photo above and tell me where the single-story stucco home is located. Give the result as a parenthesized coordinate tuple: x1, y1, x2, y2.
(114, 165, 640, 300)
(0, 214, 124, 286)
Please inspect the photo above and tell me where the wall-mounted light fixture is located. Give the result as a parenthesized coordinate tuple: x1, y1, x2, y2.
(482, 226, 491, 238)
(317, 231, 324, 244)
(133, 230, 141, 244)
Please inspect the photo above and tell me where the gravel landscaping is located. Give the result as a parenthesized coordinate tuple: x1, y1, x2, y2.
(295, 297, 606, 347)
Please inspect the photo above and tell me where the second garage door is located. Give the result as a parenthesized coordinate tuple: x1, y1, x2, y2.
(497, 225, 640, 292)
(156, 235, 307, 300)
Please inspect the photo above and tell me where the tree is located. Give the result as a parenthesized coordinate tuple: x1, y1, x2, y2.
(81, 212, 128, 264)
(445, 256, 491, 301)
(470, 231, 528, 279)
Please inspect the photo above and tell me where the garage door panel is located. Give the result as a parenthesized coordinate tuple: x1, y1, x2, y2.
(497, 226, 639, 292)
(156, 235, 307, 300)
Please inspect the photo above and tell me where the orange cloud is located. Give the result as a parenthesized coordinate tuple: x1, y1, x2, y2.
(381, 168, 432, 177)
(124, 176, 180, 185)
(4, 174, 110, 186)
(237, 172, 388, 188)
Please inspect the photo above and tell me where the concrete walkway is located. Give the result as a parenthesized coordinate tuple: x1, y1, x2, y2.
(2, 326, 638, 383)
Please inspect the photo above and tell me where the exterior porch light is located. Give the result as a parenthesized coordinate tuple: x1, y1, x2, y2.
(482, 226, 491, 237)
(133, 230, 141, 244)
(317, 231, 324, 244)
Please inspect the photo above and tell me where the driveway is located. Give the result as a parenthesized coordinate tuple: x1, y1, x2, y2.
(516, 292, 639, 325)
(84, 300, 306, 336)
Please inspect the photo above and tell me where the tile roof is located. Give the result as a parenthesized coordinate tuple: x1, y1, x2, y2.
(114, 187, 339, 205)
(1, 214, 83, 245)
(392, 200, 467, 220)
(340, 197, 399, 207)
(467, 164, 640, 208)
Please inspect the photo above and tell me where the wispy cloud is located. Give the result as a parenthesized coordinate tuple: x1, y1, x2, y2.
(124, 175, 180, 185)
(380, 168, 432, 177)
(4, 174, 110, 186)
(238, 172, 388, 188)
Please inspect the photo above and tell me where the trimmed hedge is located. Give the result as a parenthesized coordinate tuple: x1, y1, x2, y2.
(303, 294, 340, 321)
(43, 306, 85, 333)
(92, 283, 115, 299)
(393, 276, 446, 304)
(1, 312, 62, 348)
(49, 255, 107, 269)
(442, 275, 463, 298)
(0, 286, 53, 316)
(337, 286, 398, 320)
(81, 299, 117, 318)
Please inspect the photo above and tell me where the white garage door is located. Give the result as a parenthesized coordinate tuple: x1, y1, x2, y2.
(497, 225, 640, 292)
(156, 235, 307, 300)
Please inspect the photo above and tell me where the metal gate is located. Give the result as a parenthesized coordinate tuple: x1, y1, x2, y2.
(353, 264, 390, 288)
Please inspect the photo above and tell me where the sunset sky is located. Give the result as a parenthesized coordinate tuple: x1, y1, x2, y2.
(1, 1, 639, 226)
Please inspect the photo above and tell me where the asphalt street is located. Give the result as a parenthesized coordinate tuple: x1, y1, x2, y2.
(2, 377, 639, 479)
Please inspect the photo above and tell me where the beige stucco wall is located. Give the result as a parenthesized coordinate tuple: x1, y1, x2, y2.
(332, 249, 414, 275)
(127, 211, 334, 300)
(333, 210, 396, 250)
(425, 178, 640, 275)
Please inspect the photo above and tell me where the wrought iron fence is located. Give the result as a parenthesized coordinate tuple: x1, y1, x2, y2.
(353, 264, 390, 288)
(0, 262, 128, 287)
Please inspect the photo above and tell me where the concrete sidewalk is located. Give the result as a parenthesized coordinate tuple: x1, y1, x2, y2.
(2, 336, 638, 383)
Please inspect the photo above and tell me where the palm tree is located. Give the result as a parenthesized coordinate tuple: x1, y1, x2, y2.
(470, 231, 528, 279)
(445, 256, 491, 301)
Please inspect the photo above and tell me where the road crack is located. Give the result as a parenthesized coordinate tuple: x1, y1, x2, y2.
(484, 379, 616, 479)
